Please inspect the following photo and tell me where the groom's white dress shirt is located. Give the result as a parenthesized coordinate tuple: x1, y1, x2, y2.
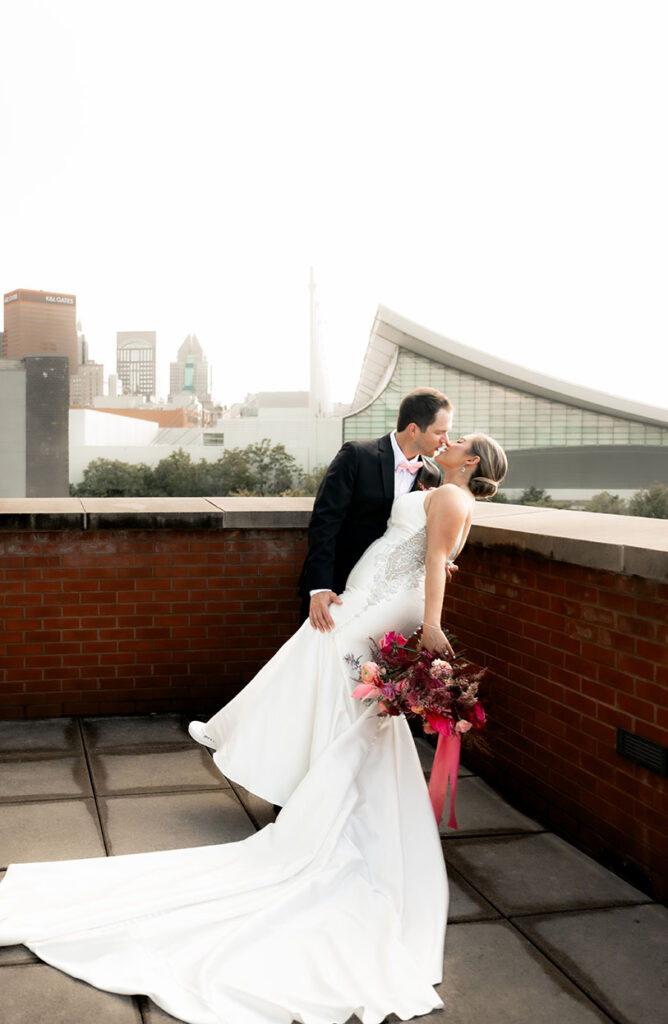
(390, 431, 422, 498)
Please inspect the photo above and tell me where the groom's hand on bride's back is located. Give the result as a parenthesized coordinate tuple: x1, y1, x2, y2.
(309, 591, 343, 632)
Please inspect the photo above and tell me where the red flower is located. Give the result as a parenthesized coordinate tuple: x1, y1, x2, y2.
(472, 703, 486, 729)
(426, 712, 454, 737)
(379, 631, 408, 651)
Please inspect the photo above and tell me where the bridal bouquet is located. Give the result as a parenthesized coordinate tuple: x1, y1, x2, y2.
(347, 630, 486, 828)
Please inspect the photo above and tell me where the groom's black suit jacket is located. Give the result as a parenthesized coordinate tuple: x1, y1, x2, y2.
(299, 433, 441, 610)
(298, 434, 396, 605)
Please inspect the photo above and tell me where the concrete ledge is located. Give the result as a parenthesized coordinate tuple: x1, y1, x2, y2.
(0, 498, 666, 580)
(0, 498, 86, 531)
(469, 504, 668, 581)
(205, 496, 314, 528)
(0, 497, 314, 532)
(81, 497, 226, 531)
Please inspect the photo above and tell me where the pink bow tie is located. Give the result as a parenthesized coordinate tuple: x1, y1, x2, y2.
(396, 460, 421, 475)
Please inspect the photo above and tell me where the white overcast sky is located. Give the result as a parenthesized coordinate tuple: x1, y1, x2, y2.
(1, 0, 667, 411)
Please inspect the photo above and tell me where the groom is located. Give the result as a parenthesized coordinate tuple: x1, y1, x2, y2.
(300, 387, 453, 630)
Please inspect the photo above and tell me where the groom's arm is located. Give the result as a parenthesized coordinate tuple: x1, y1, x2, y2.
(302, 441, 359, 595)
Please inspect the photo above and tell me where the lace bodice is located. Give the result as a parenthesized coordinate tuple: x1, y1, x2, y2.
(346, 490, 430, 606)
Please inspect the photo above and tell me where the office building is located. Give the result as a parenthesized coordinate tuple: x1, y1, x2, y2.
(116, 331, 156, 399)
(169, 333, 211, 404)
(0, 355, 69, 496)
(70, 361, 104, 407)
(3, 289, 78, 374)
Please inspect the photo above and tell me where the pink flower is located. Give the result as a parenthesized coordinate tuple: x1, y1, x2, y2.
(431, 659, 453, 680)
(455, 719, 472, 734)
(360, 661, 380, 684)
(379, 631, 408, 652)
(351, 682, 382, 700)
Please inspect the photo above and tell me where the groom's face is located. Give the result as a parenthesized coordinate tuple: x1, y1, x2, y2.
(413, 408, 453, 457)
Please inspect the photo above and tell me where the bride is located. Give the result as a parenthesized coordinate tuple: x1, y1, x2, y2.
(0, 433, 507, 1024)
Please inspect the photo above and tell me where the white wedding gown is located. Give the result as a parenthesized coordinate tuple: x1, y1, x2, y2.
(0, 490, 448, 1024)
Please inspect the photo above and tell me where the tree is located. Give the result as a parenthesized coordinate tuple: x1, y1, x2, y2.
(518, 486, 552, 507)
(243, 439, 302, 495)
(71, 459, 153, 497)
(71, 440, 304, 497)
(628, 482, 668, 519)
(489, 490, 509, 503)
(199, 448, 258, 495)
(585, 491, 628, 515)
(151, 449, 201, 496)
(282, 464, 328, 497)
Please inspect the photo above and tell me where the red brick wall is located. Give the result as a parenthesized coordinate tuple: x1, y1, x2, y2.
(448, 543, 668, 902)
(1, 522, 666, 899)
(0, 527, 306, 719)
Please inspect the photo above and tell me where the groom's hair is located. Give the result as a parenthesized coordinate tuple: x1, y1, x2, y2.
(397, 388, 452, 432)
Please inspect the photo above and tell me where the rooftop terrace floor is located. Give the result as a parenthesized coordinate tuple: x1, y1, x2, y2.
(0, 714, 665, 1024)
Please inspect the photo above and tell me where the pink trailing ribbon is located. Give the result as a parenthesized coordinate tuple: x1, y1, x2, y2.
(428, 733, 461, 828)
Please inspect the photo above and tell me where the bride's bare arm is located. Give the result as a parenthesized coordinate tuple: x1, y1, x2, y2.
(421, 485, 470, 657)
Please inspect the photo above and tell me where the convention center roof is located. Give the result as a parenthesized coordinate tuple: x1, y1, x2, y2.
(351, 306, 668, 429)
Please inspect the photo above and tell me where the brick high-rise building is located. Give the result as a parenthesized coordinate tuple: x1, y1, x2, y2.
(3, 289, 78, 374)
(116, 331, 156, 399)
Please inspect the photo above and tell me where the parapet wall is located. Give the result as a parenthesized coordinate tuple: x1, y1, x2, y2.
(0, 497, 666, 899)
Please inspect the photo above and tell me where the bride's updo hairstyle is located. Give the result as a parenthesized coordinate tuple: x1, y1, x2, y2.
(467, 433, 508, 499)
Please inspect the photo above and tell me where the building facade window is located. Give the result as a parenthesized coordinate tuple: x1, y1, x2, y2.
(344, 350, 668, 448)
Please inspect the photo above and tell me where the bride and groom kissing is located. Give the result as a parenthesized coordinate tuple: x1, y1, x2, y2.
(0, 386, 508, 1024)
(299, 387, 455, 632)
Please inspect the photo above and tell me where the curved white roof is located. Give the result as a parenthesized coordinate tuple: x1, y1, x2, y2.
(351, 306, 668, 428)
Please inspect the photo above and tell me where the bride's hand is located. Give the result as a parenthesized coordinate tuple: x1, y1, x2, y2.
(420, 624, 454, 659)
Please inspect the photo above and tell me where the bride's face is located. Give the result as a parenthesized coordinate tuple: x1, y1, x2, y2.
(434, 435, 474, 471)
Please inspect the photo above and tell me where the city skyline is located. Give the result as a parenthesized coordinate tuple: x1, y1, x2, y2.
(1, 2, 667, 412)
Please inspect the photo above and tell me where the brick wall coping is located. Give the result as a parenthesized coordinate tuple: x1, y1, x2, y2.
(0, 497, 666, 581)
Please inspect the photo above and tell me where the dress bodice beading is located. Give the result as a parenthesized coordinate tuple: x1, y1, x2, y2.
(346, 490, 429, 607)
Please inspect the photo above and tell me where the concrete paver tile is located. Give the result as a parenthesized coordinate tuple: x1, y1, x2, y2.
(0, 800, 105, 868)
(142, 997, 361, 1024)
(82, 714, 190, 751)
(89, 748, 229, 796)
(445, 833, 651, 915)
(0, 718, 80, 755)
(413, 736, 474, 777)
(0, 757, 93, 802)
(226, 778, 275, 829)
(0, 872, 34, 965)
(395, 920, 612, 1023)
(140, 997, 185, 1022)
(100, 790, 256, 855)
(514, 904, 668, 1024)
(0, 875, 37, 965)
(0, 964, 141, 1024)
(0, 944, 39, 965)
(447, 864, 502, 922)
(440, 776, 543, 836)
(414, 736, 436, 773)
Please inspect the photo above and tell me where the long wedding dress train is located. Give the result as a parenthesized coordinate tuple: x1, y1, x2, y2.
(0, 490, 448, 1024)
